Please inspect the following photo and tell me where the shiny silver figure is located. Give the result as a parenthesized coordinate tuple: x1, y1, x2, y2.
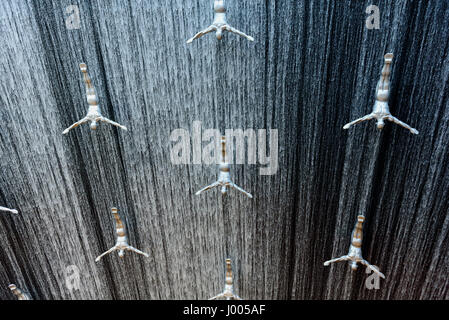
(0, 206, 18, 214)
(324, 215, 385, 279)
(63, 63, 127, 134)
(8, 284, 31, 300)
(343, 53, 418, 134)
(95, 208, 149, 262)
(209, 259, 242, 300)
(196, 136, 253, 198)
(187, 0, 254, 43)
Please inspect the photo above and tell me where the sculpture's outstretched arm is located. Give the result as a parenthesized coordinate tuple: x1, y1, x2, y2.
(360, 259, 385, 279)
(209, 293, 225, 300)
(187, 25, 216, 44)
(0, 206, 18, 214)
(230, 183, 253, 198)
(343, 114, 375, 130)
(63, 117, 89, 134)
(99, 116, 128, 131)
(195, 181, 220, 195)
(225, 25, 254, 41)
(126, 246, 149, 257)
(386, 115, 418, 134)
(323, 255, 350, 266)
(95, 246, 118, 262)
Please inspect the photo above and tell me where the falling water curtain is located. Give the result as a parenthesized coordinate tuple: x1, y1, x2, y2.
(0, 0, 448, 300)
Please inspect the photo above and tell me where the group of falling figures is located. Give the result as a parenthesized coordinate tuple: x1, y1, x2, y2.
(1, 0, 419, 300)
(323, 52, 417, 279)
(192, 0, 254, 300)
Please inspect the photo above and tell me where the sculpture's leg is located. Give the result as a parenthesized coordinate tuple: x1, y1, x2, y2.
(99, 117, 128, 131)
(386, 116, 418, 134)
(126, 246, 149, 258)
(323, 255, 350, 266)
(95, 246, 118, 262)
(62, 117, 89, 134)
(187, 25, 216, 43)
(209, 293, 225, 300)
(225, 25, 254, 41)
(195, 181, 220, 195)
(343, 114, 375, 130)
(230, 183, 253, 198)
(360, 259, 385, 279)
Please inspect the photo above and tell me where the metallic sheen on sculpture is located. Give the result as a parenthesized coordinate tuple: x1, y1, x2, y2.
(324, 215, 385, 279)
(343, 53, 418, 134)
(187, 0, 254, 43)
(209, 259, 242, 300)
(196, 136, 253, 198)
(63, 63, 127, 134)
(95, 208, 149, 261)
(0, 206, 18, 214)
(9, 284, 31, 300)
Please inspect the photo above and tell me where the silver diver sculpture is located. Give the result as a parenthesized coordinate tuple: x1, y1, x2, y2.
(0, 206, 18, 214)
(63, 63, 127, 134)
(187, 0, 254, 43)
(343, 53, 418, 134)
(8, 284, 31, 300)
(324, 215, 385, 279)
(95, 208, 149, 262)
(209, 259, 242, 300)
(196, 136, 253, 198)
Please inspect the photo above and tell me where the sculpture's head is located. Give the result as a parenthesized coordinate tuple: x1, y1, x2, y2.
(351, 261, 358, 271)
(214, 1, 226, 13)
(118, 249, 125, 258)
(216, 28, 223, 40)
(221, 185, 228, 194)
(376, 118, 385, 130)
(90, 121, 98, 130)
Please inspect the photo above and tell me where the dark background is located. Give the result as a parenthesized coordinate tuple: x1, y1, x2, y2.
(0, 0, 448, 300)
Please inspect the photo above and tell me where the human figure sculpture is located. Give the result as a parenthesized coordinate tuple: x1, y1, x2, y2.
(343, 53, 418, 134)
(63, 63, 127, 134)
(187, 0, 254, 43)
(8, 284, 31, 300)
(95, 208, 149, 261)
(196, 136, 253, 198)
(324, 215, 385, 279)
(209, 259, 242, 300)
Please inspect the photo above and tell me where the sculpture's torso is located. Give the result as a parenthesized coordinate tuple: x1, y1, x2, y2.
(373, 83, 391, 117)
(213, 1, 227, 27)
(87, 105, 101, 119)
(372, 54, 392, 118)
(218, 163, 232, 194)
(218, 165, 231, 184)
(116, 235, 128, 247)
(223, 288, 234, 299)
(348, 216, 364, 261)
(347, 244, 363, 261)
(213, 12, 227, 27)
(372, 100, 391, 117)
